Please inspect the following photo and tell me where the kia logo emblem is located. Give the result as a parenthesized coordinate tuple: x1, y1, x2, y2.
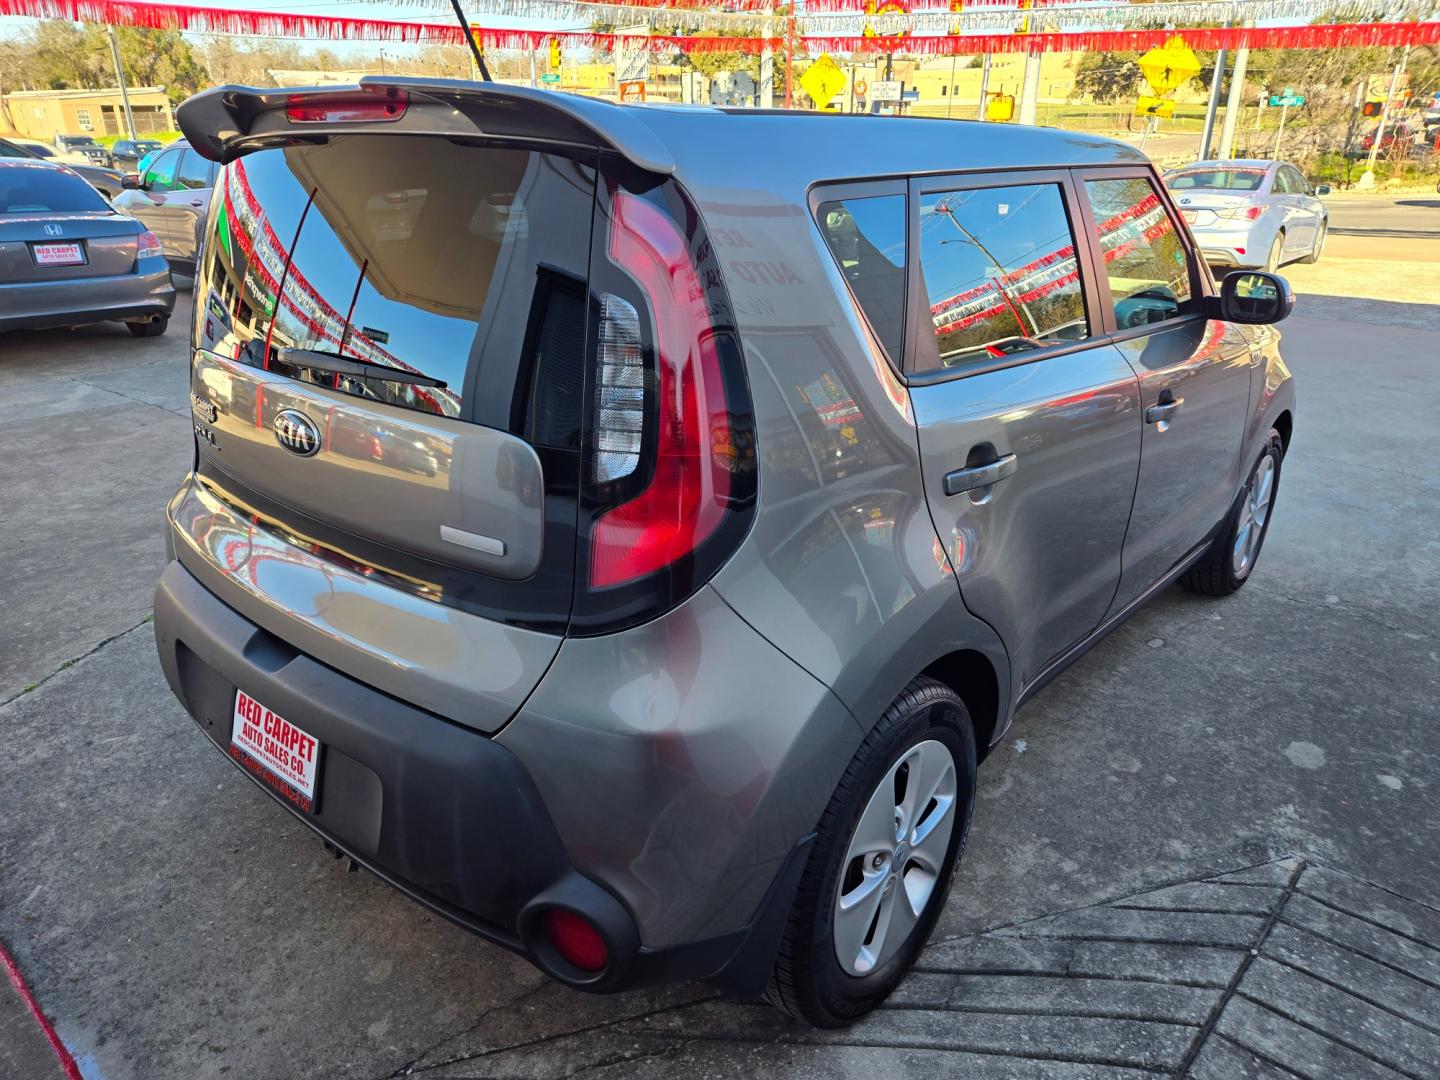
(273, 409, 321, 457)
(44, 224, 63, 236)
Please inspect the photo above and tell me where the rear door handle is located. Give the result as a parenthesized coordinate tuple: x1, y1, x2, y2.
(1145, 396, 1184, 424)
(944, 454, 1017, 496)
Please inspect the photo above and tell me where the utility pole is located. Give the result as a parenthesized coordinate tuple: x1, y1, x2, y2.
(977, 52, 991, 121)
(1216, 20, 1251, 159)
(529, 45, 537, 89)
(106, 25, 137, 141)
(1272, 98, 1290, 158)
(1199, 39, 1228, 160)
(947, 52, 957, 119)
(1018, 47, 1041, 125)
(1361, 44, 1410, 188)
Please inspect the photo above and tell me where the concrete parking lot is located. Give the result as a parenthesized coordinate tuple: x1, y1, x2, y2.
(2, 197, 1438, 1079)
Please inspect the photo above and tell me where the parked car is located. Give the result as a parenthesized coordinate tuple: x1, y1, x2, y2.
(53, 133, 114, 168)
(110, 137, 165, 170)
(1164, 159, 1329, 271)
(0, 137, 125, 201)
(0, 157, 174, 335)
(111, 138, 215, 276)
(156, 80, 1295, 1026)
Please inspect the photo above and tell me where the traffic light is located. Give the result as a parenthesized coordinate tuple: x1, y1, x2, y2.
(549, 37, 561, 70)
(1361, 99, 1384, 117)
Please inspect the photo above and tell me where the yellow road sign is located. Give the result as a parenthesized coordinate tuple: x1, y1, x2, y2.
(801, 53, 848, 111)
(1138, 37, 1201, 95)
(1136, 96, 1177, 119)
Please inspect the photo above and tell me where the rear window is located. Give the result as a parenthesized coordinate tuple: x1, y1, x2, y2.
(0, 166, 109, 213)
(197, 135, 595, 443)
(1166, 168, 1267, 192)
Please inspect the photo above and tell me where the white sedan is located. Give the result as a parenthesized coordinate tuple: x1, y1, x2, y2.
(1165, 159, 1330, 272)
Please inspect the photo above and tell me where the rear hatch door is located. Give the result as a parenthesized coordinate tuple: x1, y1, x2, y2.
(187, 134, 596, 732)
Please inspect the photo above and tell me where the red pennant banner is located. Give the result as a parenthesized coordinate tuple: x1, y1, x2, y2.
(1, 0, 1436, 55)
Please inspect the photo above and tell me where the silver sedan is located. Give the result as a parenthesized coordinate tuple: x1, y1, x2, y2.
(0, 158, 175, 336)
(1164, 159, 1330, 271)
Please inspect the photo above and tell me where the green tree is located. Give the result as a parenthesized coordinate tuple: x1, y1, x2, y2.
(1072, 51, 1142, 103)
(114, 26, 205, 103)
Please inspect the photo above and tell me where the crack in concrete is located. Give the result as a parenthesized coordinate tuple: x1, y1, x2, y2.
(0, 615, 153, 711)
(561, 1038, 693, 1080)
(382, 980, 552, 1078)
(1175, 858, 1307, 1077)
(64, 374, 190, 419)
(1249, 584, 1432, 642)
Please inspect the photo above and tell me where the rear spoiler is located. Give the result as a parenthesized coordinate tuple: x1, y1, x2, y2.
(176, 76, 676, 176)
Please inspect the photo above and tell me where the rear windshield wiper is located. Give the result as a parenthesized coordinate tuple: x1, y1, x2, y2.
(256, 344, 448, 389)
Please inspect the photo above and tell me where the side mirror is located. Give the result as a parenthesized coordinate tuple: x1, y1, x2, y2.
(121, 173, 140, 190)
(1315, 183, 1332, 195)
(1219, 271, 1294, 325)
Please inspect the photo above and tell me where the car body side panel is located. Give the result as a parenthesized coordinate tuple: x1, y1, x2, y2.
(496, 584, 864, 949)
(1241, 322, 1296, 461)
(677, 179, 1012, 736)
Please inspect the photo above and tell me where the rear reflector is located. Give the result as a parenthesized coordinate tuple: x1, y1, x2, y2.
(545, 909, 608, 972)
(286, 89, 408, 124)
(590, 192, 732, 589)
(136, 230, 163, 259)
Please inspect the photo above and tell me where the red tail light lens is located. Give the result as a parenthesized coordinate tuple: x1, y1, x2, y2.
(136, 230, 163, 258)
(545, 909, 608, 972)
(286, 89, 408, 124)
(590, 192, 733, 589)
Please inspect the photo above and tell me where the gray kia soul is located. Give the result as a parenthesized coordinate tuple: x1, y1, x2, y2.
(155, 78, 1295, 1026)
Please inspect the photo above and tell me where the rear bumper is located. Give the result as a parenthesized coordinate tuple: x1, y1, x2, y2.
(0, 261, 175, 332)
(153, 559, 797, 992)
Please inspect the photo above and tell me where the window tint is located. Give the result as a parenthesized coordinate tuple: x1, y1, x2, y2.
(1, 165, 109, 213)
(0, 141, 28, 159)
(816, 194, 906, 363)
(915, 182, 1088, 371)
(176, 150, 213, 190)
(1083, 177, 1194, 330)
(1283, 166, 1309, 195)
(1271, 168, 1294, 194)
(197, 135, 595, 439)
(145, 149, 180, 193)
(1166, 168, 1266, 192)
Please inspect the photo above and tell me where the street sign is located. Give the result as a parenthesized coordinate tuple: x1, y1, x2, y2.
(615, 25, 649, 86)
(1268, 94, 1304, 107)
(540, 72, 560, 84)
(870, 80, 903, 103)
(1136, 96, 1177, 118)
(800, 53, 847, 111)
(1138, 37, 1201, 94)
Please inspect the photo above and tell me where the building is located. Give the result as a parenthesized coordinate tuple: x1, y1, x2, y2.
(2, 86, 174, 141)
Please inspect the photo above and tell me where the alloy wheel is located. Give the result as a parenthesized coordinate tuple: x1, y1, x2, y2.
(833, 739, 957, 976)
(1233, 454, 1276, 578)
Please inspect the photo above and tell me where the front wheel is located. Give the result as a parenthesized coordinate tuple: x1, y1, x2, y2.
(1180, 428, 1283, 596)
(767, 677, 977, 1027)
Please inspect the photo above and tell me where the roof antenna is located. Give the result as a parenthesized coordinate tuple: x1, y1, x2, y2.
(448, 0, 494, 82)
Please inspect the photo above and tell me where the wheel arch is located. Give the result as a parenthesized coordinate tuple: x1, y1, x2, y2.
(1273, 408, 1293, 454)
(919, 649, 1003, 763)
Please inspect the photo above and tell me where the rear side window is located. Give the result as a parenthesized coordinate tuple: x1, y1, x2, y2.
(176, 151, 213, 191)
(816, 194, 906, 363)
(1082, 177, 1195, 329)
(196, 136, 595, 443)
(0, 166, 108, 213)
(914, 183, 1088, 372)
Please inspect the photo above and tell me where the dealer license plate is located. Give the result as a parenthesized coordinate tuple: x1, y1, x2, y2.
(32, 242, 85, 267)
(1180, 210, 1198, 225)
(230, 689, 321, 813)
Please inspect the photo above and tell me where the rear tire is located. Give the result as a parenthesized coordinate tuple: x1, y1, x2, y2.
(1263, 232, 1285, 272)
(127, 317, 168, 338)
(766, 677, 977, 1027)
(1301, 221, 1326, 264)
(1180, 428, 1283, 597)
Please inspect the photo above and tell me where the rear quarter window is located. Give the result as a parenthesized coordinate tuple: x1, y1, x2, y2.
(195, 135, 596, 445)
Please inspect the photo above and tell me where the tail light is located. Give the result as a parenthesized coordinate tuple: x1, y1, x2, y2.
(286, 88, 408, 124)
(136, 229, 163, 258)
(1220, 205, 1265, 223)
(574, 180, 756, 632)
